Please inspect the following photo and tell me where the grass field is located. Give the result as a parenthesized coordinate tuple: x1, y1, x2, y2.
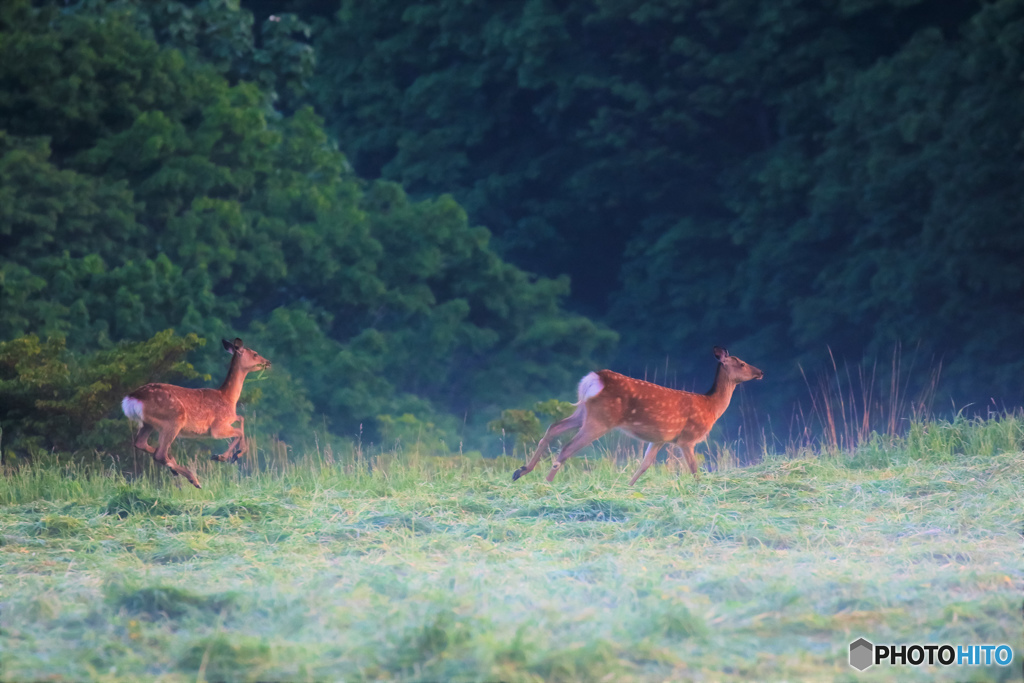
(1, 415, 1022, 682)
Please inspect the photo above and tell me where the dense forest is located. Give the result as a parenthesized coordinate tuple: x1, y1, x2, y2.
(1, 0, 1022, 462)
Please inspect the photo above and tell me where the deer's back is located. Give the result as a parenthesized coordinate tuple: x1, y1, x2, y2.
(129, 384, 233, 435)
(592, 370, 716, 443)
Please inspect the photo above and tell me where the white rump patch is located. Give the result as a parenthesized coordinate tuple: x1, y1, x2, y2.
(576, 372, 604, 404)
(121, 396, 145, 424)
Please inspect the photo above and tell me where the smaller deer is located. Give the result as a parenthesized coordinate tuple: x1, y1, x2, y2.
(121, 338, 271, 489)
(512, 346, 763, 485)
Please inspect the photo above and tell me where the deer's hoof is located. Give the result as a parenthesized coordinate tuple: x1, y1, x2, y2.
(512, 467, 526, 481)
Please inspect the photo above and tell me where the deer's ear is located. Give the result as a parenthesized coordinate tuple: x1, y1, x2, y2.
(713, 346, 730, 362)
(233, 338, 244, 350)
(222, 339, 234, 353)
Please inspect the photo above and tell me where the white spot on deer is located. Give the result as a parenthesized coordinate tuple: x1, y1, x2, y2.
(577, 372, 604, 403)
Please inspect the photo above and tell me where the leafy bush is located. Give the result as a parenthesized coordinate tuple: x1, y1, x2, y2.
(487, 398, 575, 457)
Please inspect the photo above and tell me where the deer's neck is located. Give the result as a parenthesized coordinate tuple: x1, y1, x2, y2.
(704, 365, 737, 419)
(218, 356, 248, 406)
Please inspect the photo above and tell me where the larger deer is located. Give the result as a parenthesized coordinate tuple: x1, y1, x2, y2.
(121, 338, 271, 489)
(512, 346, 763, 485)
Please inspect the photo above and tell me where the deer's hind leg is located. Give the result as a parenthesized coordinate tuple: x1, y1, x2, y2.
(512, 408, 585, 481)
(545, 419, 612, 482)
(133, 424, 156, 454)
(153, 424, 202, 489)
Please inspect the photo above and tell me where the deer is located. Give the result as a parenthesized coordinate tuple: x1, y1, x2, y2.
(511, 346, 763, 486)
(121, 338, 271, 489)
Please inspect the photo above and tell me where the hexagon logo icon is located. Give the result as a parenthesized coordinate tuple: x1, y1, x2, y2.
(850, 638, 874, 671)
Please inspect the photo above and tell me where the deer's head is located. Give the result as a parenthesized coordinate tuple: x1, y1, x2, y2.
(713, 346, 763, 383)
(223, 338, 272, 373)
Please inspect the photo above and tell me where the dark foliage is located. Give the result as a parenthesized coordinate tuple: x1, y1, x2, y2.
(0, 0, 615, 461)
(310, 0, 1024, 416)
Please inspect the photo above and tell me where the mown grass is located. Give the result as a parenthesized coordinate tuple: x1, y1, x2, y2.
(1, 415, 1022, 682)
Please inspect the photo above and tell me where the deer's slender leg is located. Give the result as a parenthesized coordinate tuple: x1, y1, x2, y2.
(627, 441, 665, 486)
(512, 408, 584, 481)
(665, 443, 685, 472)
(678, 442, 701, 478)
(154, 425, 202, 489)
(133, 424, 156, 454)
(210, 417, 244, 463)
(545, 419, 611, 482)
(230, 416, 246, 463)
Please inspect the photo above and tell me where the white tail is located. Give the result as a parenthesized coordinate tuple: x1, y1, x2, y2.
(576, 372, 604, 403)
(121, 338, 271, 489)
(512, 346, 763, 485)
(121, 396, 145, 424)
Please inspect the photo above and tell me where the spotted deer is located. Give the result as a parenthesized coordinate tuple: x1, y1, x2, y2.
(121, 338, 271, 489)
(512, 346, 763, 485)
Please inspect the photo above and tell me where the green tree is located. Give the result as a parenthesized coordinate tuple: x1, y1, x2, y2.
(796, 3, 1024, 399)
(308, 0, 1024, 418)
(0, 0, 616, 457)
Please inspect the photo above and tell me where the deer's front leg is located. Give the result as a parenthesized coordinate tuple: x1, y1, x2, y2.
(229, 416, 247, 462)
(665, 444, 686, 473)
(210, 417, 245, 463)
(675, 442, 701, 478)
(627, 441, 665, 486)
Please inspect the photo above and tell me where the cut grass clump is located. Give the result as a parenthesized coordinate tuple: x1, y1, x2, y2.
(31, 514, 85, 537)
(531, 640, 628, 683)
(205, 498, 283, 519)
(742, 526, 794, 549)
(648, 601, 710, 640)
(359, 512, 439, 534)
(458, 498, 497, 515)
(178, 633, 273, 683)
(511, 497, 636, 522)
(109, 583, 240, 619)
(141, 531, 232, 563)
(386, 609, 473, 673)
(696, 577, 758, 602)
(105, 486, 183, 518)
(361, 573, 411, 599)
(457, 521, 525, 543)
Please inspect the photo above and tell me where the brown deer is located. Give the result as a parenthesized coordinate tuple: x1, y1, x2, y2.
(512, 346, 763, 485)
(121, 338, 271, 489)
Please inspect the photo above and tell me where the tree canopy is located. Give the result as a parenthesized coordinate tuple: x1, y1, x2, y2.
(0, 0, 615, 460)
(310, 0, 1024, 411)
